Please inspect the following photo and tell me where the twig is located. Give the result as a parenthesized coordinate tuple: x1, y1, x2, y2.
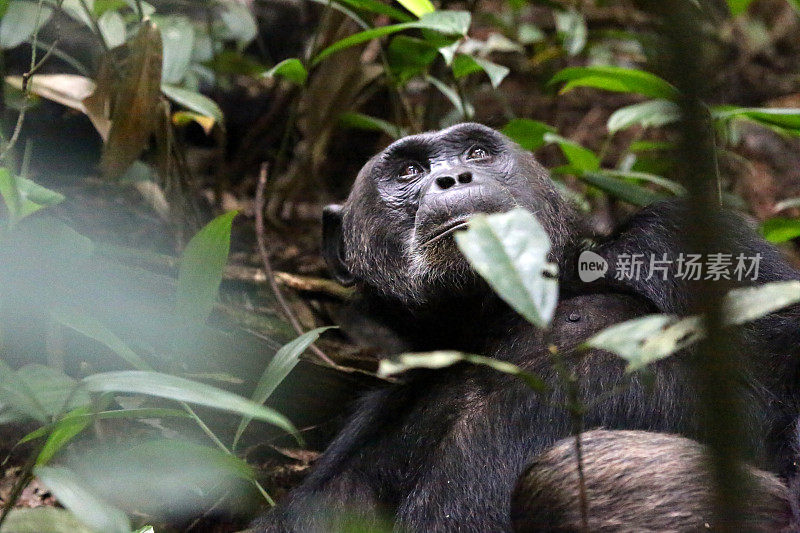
(255, 163, 337, 367)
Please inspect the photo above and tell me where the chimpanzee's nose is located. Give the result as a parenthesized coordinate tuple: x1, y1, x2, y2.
(435, 171, 473, 190)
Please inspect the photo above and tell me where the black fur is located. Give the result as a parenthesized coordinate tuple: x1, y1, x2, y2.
(254, 123, 800, 532)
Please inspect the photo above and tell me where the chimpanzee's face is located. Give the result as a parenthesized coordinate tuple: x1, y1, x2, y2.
(323, 123, 574, 305)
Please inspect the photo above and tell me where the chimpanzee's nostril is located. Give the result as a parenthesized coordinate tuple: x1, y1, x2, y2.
(458, 172, 472, 184)
(436, 176, 456, 190)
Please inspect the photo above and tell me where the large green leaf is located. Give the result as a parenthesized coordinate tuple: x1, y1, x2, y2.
(0, 0, 53, 49)
(233, 326, 334, 448)
(607, 99, 681, 133)
(176, 211, 237, 325)
(35, 466, 131, 533)
(378, 351, 548, 392)
(501, 119, 555, 151)
(157, 15, 195, 84)
(727, 0, 755, 15)
(761, 217, 800, 243)
(81, 371, 299, 439)
(387, 35, 439, 83)
(451, 55, 509, 88)
(586, 314, 703, 372)
(36, 407, 92, 466)
(0, 363, 91, 423)
(454, 208, 558, 328)
(312, 10, 470, 65)
(550, 66, 680, 100)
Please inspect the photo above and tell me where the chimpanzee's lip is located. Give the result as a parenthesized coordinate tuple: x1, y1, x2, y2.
(421, 218, 471, 247)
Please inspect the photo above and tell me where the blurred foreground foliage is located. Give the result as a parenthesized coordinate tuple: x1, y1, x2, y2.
(1, 0, 800, 530)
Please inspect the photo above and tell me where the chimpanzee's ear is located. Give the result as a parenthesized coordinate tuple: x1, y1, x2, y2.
(322, 204, 355, 287)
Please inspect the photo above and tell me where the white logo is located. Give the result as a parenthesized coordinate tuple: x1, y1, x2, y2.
(578, 250, 608, 282)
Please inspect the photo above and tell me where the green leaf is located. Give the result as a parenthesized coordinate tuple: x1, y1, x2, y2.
(378, 351, 548, 392)
(543, 133, 600, 172)
(176, 211, 237, 325)
(338, 112, 405, 139)
(607, 99, 682, 133)
(35, 466, 131, 533)
(426, 74, 472, 118)
(233, 326, 334, 448)
(81, 371, 300, 440)
(580, 171, 667, 206)
(0, 364, 91, 423)
(727, 0, 755, 16)
(592, 169, 685, 196)
(550, 66, 680, 100)
(312, 10, 470, 66)
(36, 407, 92, 466)
(761, 217, 800, 243)
(0, 0, 53, 50)
(162, 84, 224, 126)
(0, 508, 95, 533)
(396, 0, 434, 17)
(98, 10, 125, 48)
(93, 0, 125, 17)
(452, 55, 509, 88)
(723, 281, 800, 325)
(335, 0, 413, 21)
(157, 16, 195, 84)
(586, 314, 703, 372)
(51, 306, 151, 371)
(0, 169, 65, 222)
(387, 35, 439, 83)
(217, 0, 258, 46)
(554, 8, 586, 56)
(263, 58, 308, 86)
(501, 119, 555, 151)
(713, 106, 800, 136)
(454, 208, 558, 327)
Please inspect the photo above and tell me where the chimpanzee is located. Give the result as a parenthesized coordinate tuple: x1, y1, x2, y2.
(253, 123, 800, 531)
(511, 430, 793, 532)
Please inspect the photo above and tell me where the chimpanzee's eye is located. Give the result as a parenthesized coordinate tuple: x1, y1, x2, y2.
(399, 163, 424, 180)
(466, 146, 490, 161)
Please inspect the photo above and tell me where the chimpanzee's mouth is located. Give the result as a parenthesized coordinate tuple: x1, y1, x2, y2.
(421, 218, 471, 247)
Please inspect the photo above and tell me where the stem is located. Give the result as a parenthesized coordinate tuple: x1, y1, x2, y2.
(255, 164, 337, 367)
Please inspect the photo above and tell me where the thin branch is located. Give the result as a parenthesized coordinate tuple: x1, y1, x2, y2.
(255, 163, 337, 367)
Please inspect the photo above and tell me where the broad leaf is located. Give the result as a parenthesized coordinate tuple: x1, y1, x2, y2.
(157, 15, 195, 84)
(451, 55, 509, 88)
(0, 363, 91, 423)
(0, 0, 53, 49)
(544, 133, 600, 172)
(550, 66, 679, 100)
(378, 351, 547, 392)
(586, 314, 703, 372)
(0, 508, 95, 533)
(98, 10, 125, 48)
(176, 211, 237, 325)
(554, 8, 586, 56)
(36, 466, 131, 533)
(162, 84, 224, 126)
(233, 326, 334, 448)
(607, 99, 681, 133)
(723, 281, 800, 325)
(501, 119, 555, 151)
(387, 35, 439, 83)
(454, 208, 558, 327)
(81, 371, 300, 439)
(36, 407, 92, 466)
(580, 171, 667, 206)
(264, 58, 308, 86)
(761, 217, 800, 243)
